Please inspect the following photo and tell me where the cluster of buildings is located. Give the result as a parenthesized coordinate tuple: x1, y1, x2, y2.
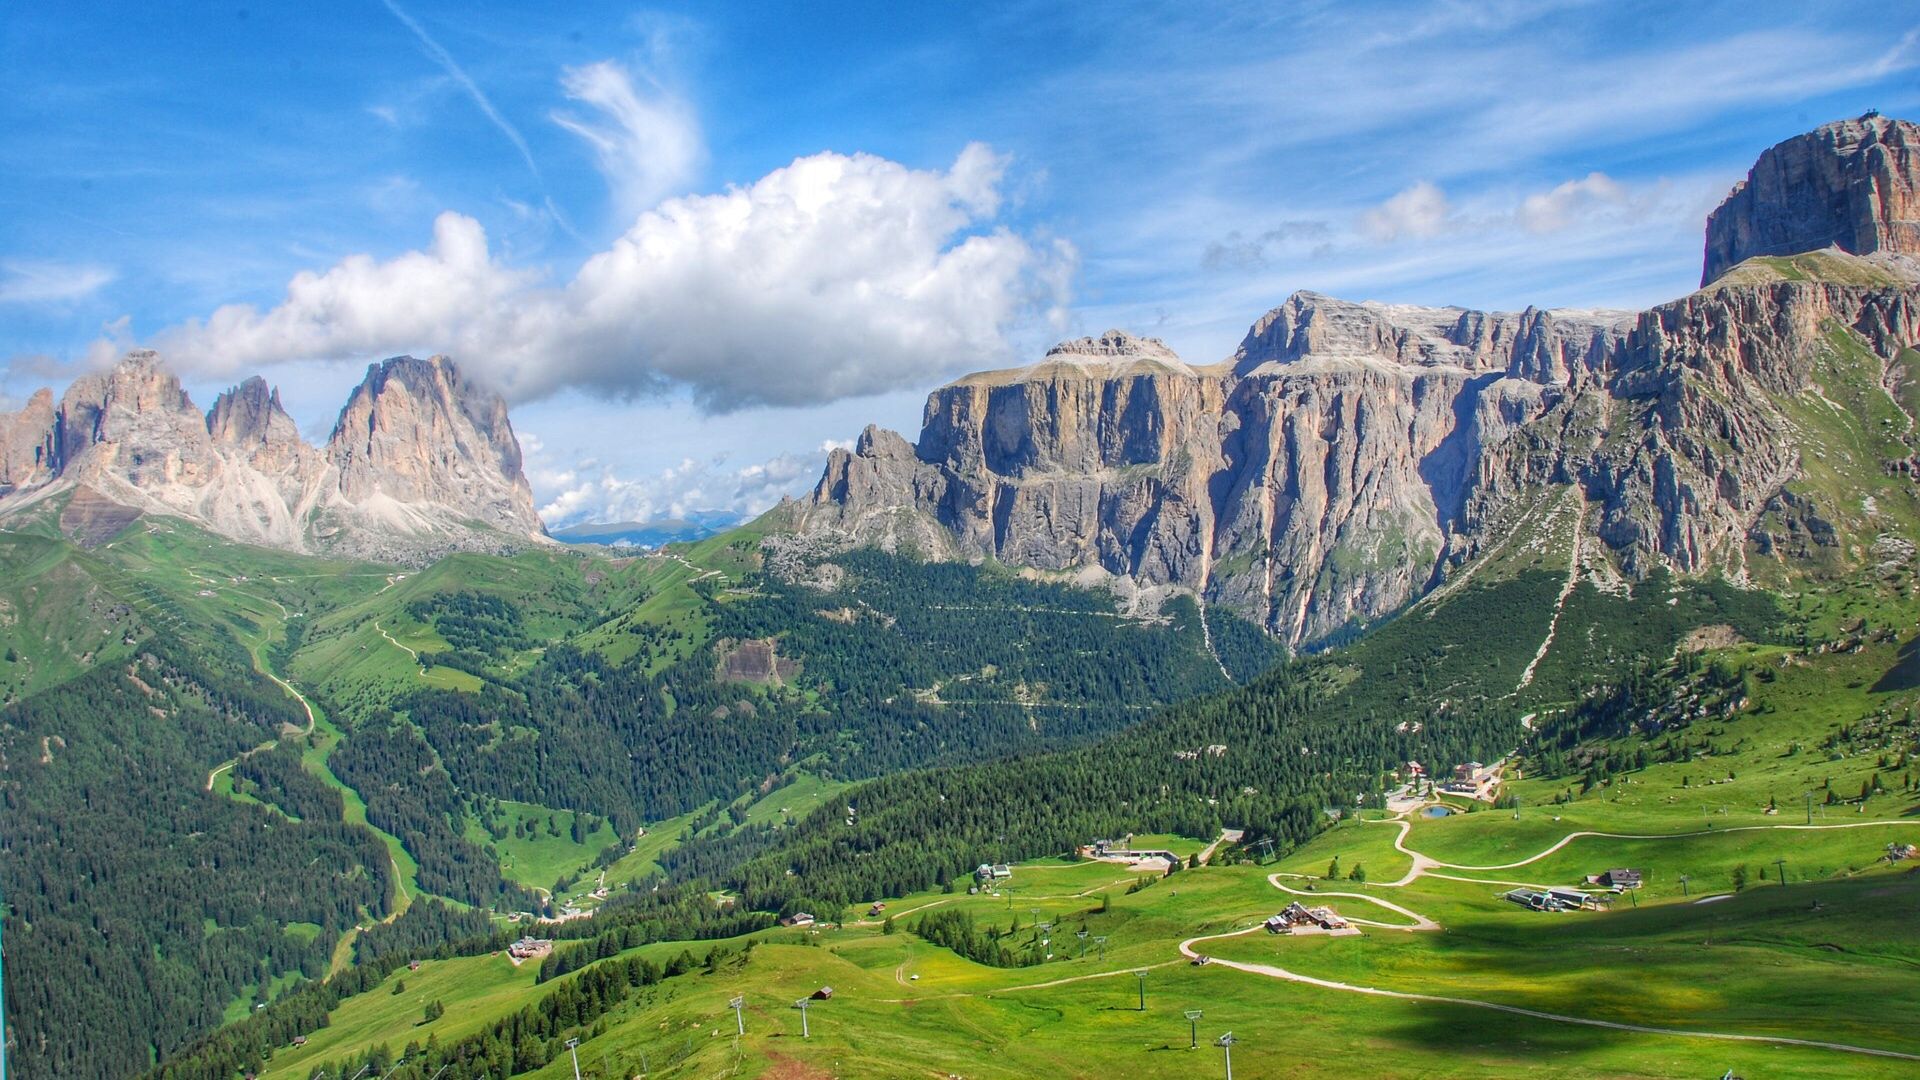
(1264, 901, 1355, 935)
(1504, 887, 1611, 912)
(1440, 761, 1492, 795)
(974, 862, 1013, 885)
(1079, 837, 1181, 871)
(1585, 868, 1643, 890)
(508, 937, 553, 961)
(1506, 868, 1639, 913)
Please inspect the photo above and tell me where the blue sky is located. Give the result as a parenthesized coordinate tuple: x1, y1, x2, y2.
(4, 1, 1917, 526)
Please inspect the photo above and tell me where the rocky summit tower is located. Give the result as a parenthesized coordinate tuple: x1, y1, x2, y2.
(1702, 113, 1920, 285)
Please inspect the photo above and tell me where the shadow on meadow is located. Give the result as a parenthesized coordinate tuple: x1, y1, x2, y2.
(1869, 632, 1919, 692)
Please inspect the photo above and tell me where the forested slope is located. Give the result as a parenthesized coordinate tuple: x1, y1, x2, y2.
(0, 641, 397, 1078)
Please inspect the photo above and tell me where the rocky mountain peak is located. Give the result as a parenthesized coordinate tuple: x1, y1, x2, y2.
(52, 349, 216, 491)
(67, 349, 194, 415)
(853, 422, 914, 458)
(207, 376, 293, 445)
(0, 350, 548, 560)
(325, 355, 543, 540)
(956, 329, 1197, 389)
(1232, 291, 1628, 381)
(1702, 112, 1920, 285)
(0, 388, 58, 491)
(1043, 329, 1183, 364)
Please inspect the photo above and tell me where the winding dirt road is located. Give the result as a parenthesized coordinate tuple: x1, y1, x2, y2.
(1175, 924, 1920, 1061)
(1173, 812, 1920, 1062)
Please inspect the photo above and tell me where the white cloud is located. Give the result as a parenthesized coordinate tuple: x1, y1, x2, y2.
(142, 143, 1073, 412)
(1516, 171, 1630, 233)
(1359, 181, 1453, 242)
(0, 260, 115, 304)
(531, 447, 825, 528)
(1350, 172, 1684, 246)
(552, 60, 704, 220)
(150, 212, 535, 375)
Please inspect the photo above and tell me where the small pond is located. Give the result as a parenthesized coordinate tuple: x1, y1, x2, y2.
(1421, 806, 1452, 818)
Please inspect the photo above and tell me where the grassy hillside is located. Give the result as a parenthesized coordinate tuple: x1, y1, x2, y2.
(230, 602, 1920, 1077)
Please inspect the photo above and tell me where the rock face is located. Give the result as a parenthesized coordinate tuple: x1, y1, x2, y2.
(1703, 113, 1920, 285)
(0, 388, 58, 491)
(0, 352, 547, 561)
(323, 356, 542, 544)
(792, 309, 1635, 645)
(794, 118, 1920, 647)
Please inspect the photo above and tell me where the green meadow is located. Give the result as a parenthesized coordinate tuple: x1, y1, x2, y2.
(271, 611, 1920, 1080)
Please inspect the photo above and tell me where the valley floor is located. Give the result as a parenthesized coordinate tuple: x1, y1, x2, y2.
(269, 785, 1920, 1080)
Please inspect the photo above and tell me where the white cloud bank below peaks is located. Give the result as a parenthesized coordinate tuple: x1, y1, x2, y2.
(147, 142, 1075, 411)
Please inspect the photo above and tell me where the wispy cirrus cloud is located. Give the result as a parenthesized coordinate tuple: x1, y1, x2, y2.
(0, 260, 115, 304)
(377, 0, 542, 181)
(552, 60, 705, 222)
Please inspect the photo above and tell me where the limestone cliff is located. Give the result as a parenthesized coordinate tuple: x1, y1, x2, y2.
(793, 119, 1920, 647)
(319, 355, 544, 552)
(0, 352, 548, 562)
(795, 273, 1920, 646)
(0, 388, 58, 492)
(1703, 113, 1920, 285)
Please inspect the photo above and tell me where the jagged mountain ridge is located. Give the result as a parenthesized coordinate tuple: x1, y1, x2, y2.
(0, 352, 546, 562)
(787, 116, 1920, 647)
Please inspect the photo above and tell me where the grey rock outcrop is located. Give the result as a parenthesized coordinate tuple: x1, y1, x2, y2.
(794, 120, 1920, 647)
(0, 352, 548, 561)
(797, 270, 1920, 646)
(322, 356, 543, 546)
(1703, 113, 1920, 285)
(0, 388, 58, 492)
(792, 304, 1638, 646)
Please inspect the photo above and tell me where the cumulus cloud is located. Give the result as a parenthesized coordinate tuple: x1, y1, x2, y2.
(1350, 172, 1679, 246)
(1359, 181, 1454, 242)
(531, 446, 825, 528)
(0, 260, 115, 304)
(150, 213, 535, 375)
(143, 143, 1071, 412)
(552, 60, 704, 220)
(1516, 171, 1630, 233)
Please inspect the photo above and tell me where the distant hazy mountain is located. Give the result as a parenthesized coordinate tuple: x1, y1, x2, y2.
(552, 510, 744, 548)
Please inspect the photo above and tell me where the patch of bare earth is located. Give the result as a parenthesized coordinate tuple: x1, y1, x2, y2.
(59, 485, 144, 547)
(761, 1052, 833, 1080)
(1677, 624, 1744, 653)
(716, 638, 799, 685)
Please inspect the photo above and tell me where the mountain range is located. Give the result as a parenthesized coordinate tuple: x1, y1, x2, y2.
(5, 115, 1914, 620)
(0, 353, 546, 563)
(786, 113, 1920, 646)
(550, 511, 744, 548)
